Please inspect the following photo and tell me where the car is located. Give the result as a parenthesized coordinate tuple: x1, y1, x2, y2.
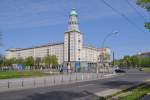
(139, 68, 143, 71)
(115, 69, 126, 73)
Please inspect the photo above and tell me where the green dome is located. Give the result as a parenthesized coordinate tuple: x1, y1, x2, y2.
(70, 8, 77, 16)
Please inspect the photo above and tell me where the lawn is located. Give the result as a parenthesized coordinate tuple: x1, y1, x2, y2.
(0, 71, 54, 79)
(118, 83, 150, 100)
(143, 67, 150, 72)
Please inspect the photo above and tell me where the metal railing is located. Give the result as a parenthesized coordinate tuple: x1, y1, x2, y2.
(0, 72, 116, 92)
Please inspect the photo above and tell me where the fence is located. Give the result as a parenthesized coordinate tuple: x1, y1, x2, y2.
(0, 72, 116, 92)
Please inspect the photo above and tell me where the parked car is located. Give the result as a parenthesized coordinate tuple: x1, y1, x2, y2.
(139, 68, 143, 71)
(115, 69, 126, 73)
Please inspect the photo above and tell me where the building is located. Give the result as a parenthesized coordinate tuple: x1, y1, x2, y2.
(136, 52, 150, 59)
(5, 8, 111, 71)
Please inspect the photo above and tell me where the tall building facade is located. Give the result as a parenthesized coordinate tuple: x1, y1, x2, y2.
(5, 9, 111, 70)
(64, 8, 83, 69)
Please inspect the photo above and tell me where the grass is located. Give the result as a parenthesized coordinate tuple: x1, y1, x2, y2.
(118, 83, 150, 100)
(99, 82, 150, 100)
(0, 71, 54, 79)
(143, 67, 150, 72)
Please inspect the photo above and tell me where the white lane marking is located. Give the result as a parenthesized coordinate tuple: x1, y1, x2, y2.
(77, 84, 95, 88)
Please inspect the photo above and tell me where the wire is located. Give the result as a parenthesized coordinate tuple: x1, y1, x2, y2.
(100, 0, 147, 33)
(125, 0, 147, 21)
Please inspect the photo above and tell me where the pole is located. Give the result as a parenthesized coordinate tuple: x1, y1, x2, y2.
(113, 51, 115, 67)
(101, 31, 118, 74)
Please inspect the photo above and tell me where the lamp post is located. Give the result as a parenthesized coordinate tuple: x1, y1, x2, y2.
(97, 31, 118, 74)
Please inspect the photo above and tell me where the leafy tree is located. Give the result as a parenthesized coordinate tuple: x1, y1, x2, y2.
(24, 56, 34, 69)
(43, 55, 52, 68)
(137, 0, 150, 30)
(115, 54, 150, 68)
(16, 58, 24, 64)
(140, 57, 150, 67)
(123, 56, 132, 68)
(137, 0, 150, 11)
(127, 56, 138, 68)
(0, 55, 4, 67)
(51, 55, 58, 68)
(43, 55, 58, 69)
(2, 58, 16, 67)
(35, 57, 42, 69)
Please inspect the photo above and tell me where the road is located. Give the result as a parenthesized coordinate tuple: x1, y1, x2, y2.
(0, 70, 150, 100)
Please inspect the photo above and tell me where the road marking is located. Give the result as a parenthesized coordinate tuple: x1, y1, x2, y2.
(77, 84, 95, 88)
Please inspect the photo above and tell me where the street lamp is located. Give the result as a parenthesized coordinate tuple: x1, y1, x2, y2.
(97, 31, 118, 74)
(102, 31, 118, 48)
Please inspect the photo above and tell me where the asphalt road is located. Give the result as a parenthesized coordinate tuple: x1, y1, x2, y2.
(0, 69, 150, 100)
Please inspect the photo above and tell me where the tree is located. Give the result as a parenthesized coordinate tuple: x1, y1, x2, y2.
(137, 0, 150, 11)
(51, 55, 58, 68)
(43, 55, 58, 69)
(0, 54, 4, 67)
(130, 56, 140, 68)
(24, 56, 34, 69)
(140, 57, 150, 67)
(2, 58, 16, 67)
(35, 57, 42, 69)
(116, 54, 150, 68)
(137, 0, 150, 30)
(43, 55, 52, 68)
(123, 56, 132, 68)
(16, 58, 24, 64)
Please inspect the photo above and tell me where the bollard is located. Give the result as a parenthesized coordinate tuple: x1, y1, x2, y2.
(44, 78, 46, 87)
(21, 80, 24, 87)
(97, 73, 98, 79)
(87, 74, 89, 80)
(8, 81, 10, 88)
(53, 76, 55, 85)
(75, 73, 77, 81)
(82, 74, 84, 80)
(86, 73, 88, 80)
(69, 73, 71, 82)
(34, 80, 36, 87)
(61, 74, 64, 83)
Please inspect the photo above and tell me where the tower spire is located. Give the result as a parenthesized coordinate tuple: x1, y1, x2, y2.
(68, 8, 79, 32)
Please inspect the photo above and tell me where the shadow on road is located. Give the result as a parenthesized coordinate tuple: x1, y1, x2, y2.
(20, 90, 98, 100)
(101, 81, 136, 88)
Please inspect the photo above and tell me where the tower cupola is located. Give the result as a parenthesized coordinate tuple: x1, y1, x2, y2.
(68, 8, 79, 32)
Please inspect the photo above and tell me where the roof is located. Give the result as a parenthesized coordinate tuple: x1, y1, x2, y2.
(6, 42, 64, 52)
(83, 45, 99, 51)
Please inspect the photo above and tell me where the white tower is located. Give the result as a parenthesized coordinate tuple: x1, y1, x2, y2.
(64, 8, 83, 71)
(68, 8, 80, 32)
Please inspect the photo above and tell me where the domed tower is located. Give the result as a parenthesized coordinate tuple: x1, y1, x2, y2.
(64, 8, 83, 71)
(68, 8, 80, 32)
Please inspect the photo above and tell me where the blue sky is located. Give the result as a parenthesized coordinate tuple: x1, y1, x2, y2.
(0, 0, 149, 59)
